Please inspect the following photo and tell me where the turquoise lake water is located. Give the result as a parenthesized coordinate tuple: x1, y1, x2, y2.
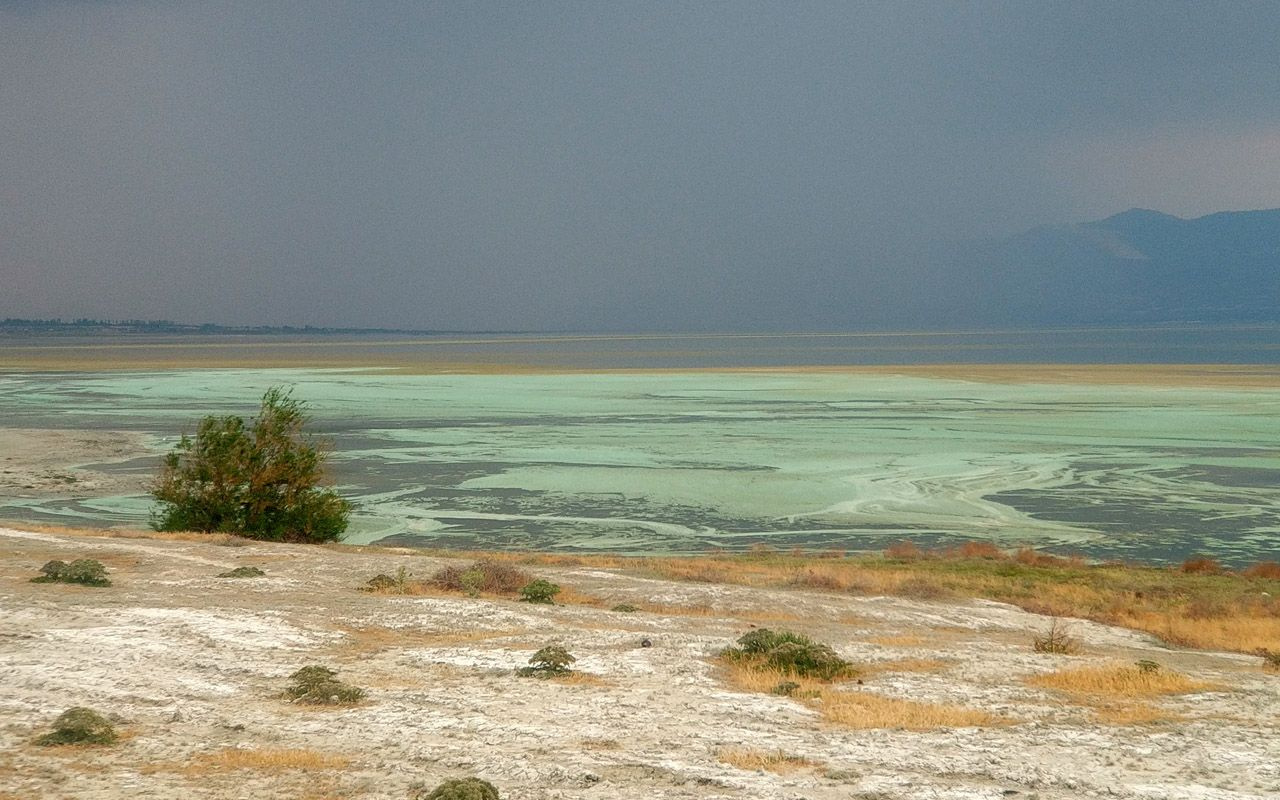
(2, 366, 1278, 565)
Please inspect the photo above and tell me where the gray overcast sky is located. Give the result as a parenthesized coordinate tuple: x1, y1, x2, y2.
(2, 1, 1279, 331)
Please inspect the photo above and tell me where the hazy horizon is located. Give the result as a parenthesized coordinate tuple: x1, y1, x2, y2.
(4, 2, 1279, 332)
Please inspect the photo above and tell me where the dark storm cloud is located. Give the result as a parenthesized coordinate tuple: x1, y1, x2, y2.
(2, 1, 1278, 330)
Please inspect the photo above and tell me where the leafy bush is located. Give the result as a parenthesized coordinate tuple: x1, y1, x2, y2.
(722, 628, 855, 681)
(431, 561, 530, 595)
(31, 559, 111, 587)
(150, 387, 351, 543)
(413, 777, 500, 800)
(519, 579, 560, 604)
(283, 665, 366, 705)
(516, 645, 576, 678)
(35, 707, 117, 746)
(217, 566, 265, 578)
(611, 603, 639, 613)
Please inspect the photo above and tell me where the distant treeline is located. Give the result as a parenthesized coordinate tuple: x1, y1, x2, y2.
(0, 318, 482, 336)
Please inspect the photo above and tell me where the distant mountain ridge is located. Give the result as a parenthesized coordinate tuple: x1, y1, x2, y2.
(921, 208, 1280, 327)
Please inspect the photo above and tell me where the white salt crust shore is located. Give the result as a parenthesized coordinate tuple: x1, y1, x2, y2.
(1, 526, 1277, 799)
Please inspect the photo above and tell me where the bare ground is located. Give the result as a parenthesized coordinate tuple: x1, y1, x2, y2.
(1, 527, 1277, 800)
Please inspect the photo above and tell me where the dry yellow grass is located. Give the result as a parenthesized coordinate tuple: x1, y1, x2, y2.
(548, 670, 612, 687)
(1112, 611, 1280, 654)
(163, 748, 351, 775)
(719, 661, 828, 695)
(1027, 663, 1216, 698)
(812, 689, 1009, 730)
(718, 747, 820, 773)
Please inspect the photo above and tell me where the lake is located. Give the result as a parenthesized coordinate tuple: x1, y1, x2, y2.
(2, 329, 1278, 566)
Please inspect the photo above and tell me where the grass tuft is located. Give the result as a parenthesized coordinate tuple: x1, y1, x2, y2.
(1027, 662, 1214, 697)
(718, 747, 820, 773)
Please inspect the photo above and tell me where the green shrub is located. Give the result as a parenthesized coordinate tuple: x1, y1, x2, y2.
(30, 559, 111, 587)
(35, 707, 117, 746)
(611, 603, 639, 613)
(414, 777, 500, 800)
(516, 645, 576, 678)
(150, 387, 351, 543)
(283, 664, 366, 705)
(519, 579, 561, 604)
(771, 681, 801, 696)
(721, 628, 856, 681)
(733, 628, 812, 655)
(431, 561, 530, 595)
(217, 566, 265, 578)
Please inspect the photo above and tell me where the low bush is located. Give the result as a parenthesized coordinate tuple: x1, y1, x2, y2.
(35, 707, 117, 746)
(1180, 555, 1224, 575)
(31, 559, 111, 587)
(519, 579, 560, 604)
(414, 777, 499, 800)
(1244, 561, 1280, 580)
(771, 681, 801, 696)
(431, 561, 530, 596)
(217, 566, 265, 578)
(610, 603, 639, 613)
(363, 566, 411, 594)
(722, 629, 855, 681)
(1032, 619, 1080, 654)
(516, 645, 575, 678)
(282, 665, 366, 705)
(1257, 648, 1280, 671)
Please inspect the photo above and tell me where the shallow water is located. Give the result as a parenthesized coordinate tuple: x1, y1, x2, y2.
(2, 367, 1278, 565)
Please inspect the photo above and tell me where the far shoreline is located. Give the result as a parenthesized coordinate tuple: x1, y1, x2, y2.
(3, 351, 1280, 388)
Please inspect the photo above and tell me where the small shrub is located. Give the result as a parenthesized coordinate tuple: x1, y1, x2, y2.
(283, 665, 366, 705)
(413, 777, 500, 800)
(1180, 555, 1223, 575)
(519, 579, 561, 604)
(1244, 561, 1280, 580)
(1135, 659, 1161, 675)
(31, 558, 111, 587)
(35, 707, 117, 746)
(610, 603, 639, 613)
(895, 576, 954, 600)
(516, 645, 576, 678)
(722, 629, 856, 681)
(459, 568, 485, 597)
(884, 540, 923, 560)
(217, 566, 265, 578)
(1033, 619, 1079, 654)
(1257, 649, 1280, 671)
(364, 573, 400, 592)
(733, 628, 812, 655)
(771, 681, 801, 696)
(431, 561, 530, 595)
(952, 541, 1005, 560)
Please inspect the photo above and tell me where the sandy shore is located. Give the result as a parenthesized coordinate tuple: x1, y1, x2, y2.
(1, 526, 1277, 799)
